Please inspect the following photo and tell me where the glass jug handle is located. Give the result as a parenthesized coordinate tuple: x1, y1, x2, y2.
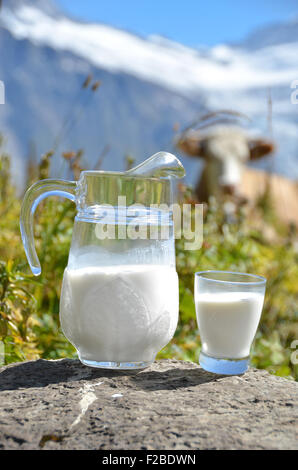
(20, 179, 77, 276)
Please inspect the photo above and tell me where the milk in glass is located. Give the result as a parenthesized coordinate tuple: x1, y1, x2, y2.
(196, 291, 264, 359)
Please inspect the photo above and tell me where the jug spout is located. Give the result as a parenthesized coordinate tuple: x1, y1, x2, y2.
(126, 152, 185, 179)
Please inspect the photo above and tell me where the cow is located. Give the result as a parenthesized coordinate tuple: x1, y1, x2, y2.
(175, 112, 298, 226)
(241, 167, 298, 227)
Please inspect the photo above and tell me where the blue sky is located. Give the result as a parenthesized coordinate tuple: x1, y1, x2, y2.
(57, 0, 298, 47)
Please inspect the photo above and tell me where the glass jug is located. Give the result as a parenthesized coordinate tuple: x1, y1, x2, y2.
(20, 152, 185, 369)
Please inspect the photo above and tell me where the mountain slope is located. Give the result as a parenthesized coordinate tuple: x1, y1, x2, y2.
(2, 0, 297, 94)
(0, 0, 297, 187)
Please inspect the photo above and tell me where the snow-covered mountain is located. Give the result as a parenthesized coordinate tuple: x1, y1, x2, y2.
(0, 0, 298, 187)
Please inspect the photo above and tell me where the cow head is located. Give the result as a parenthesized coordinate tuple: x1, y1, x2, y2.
(176, 118, 274, 198)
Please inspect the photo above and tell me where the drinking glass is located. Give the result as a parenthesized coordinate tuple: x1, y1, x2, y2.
(195, 270, 266, 375)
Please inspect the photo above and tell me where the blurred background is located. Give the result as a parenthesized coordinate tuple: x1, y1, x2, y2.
(1, 0, 298, 186)
(0, 0, 297, 379)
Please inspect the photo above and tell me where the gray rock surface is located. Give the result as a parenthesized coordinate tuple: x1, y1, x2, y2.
(0, 358, 297, 450)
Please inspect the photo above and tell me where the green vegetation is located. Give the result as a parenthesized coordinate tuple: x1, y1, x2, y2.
(0, 138, 297, 380)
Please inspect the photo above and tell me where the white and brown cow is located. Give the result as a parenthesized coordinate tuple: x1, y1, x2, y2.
(176, 117, 298, 226)
(177, 124, 274, 200)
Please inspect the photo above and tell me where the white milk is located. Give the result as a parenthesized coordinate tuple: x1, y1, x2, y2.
(60, 265, 179, 363)
(195, 292, 264, 359)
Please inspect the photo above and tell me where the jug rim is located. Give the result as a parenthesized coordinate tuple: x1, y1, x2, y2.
(79, 170, 171, 183)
